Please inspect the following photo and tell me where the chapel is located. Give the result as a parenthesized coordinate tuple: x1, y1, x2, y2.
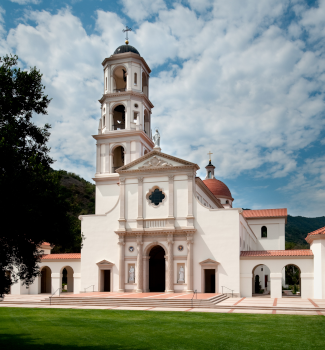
(9, 33, 325, 300)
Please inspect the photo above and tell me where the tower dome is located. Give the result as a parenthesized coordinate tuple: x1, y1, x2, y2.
(202, 153, 233, 207)
(113, 45, 140, 55)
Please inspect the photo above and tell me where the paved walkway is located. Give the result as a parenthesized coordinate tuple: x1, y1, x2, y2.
(1, 294, 325, 315)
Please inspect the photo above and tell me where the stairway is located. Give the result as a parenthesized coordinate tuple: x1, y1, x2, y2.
(37, 294, 229, 309)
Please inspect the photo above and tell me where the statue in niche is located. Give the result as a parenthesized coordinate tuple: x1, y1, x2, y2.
(153, 129, 160, 147)
(178, 266, 185, 283)
(129, 266, 135, 283)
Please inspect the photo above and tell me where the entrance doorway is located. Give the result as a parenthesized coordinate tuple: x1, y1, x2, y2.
(103, 270, 111, 292)
(149, 245, 165, 292)
(204, 269, 215, 293)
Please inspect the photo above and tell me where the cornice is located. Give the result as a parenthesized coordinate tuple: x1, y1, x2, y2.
(118, 165, 197, 175)
(102, 52, 151, 74)
(92, 130, 154, 147)
(195, 177, 224, 209)
(240, 255, 313, 260)
(99, 90, 154, 108)
(306, 234, 325, 244)
(116, 150, 200, 172)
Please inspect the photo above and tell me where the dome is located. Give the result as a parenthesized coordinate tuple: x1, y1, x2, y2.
(114, 45, 140, 55)
(203, 179, 233, 199)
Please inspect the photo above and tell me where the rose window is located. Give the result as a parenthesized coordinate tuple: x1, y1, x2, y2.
(149, 188, 165, 206)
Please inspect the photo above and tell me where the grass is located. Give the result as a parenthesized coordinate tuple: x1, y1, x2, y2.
(0, 308, 325, 349)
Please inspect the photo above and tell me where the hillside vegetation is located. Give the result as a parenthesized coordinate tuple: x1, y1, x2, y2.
(56, 172, 325, 252)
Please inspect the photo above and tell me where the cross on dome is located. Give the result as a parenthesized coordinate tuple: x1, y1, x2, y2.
(207, 151, 213, 163)
(122, 26, 132, 44)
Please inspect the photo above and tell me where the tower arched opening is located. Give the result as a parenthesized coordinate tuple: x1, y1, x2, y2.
(113, 105, 126, 130)
(149, 245, 166, 292)
(142, 72, 148, 97)
(40, 266, 51, 293)
(113, 66, 127, 92)
(252, 264, 270, 296)
(61, 266, 74, 293)
(144, 109, 150, 135)
(112, 146, 125, 173)
(282, 264, 301, 297)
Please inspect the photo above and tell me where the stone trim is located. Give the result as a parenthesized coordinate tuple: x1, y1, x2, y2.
(240, 255, 314, 260)
(145, 185, 167, 208)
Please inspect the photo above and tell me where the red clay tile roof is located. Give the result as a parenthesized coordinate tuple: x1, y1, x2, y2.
(41, 242, 51, 246)
(241, 250, 313, 257)
(203, 179, 233, 199)
(242, 208, 287, 219)
(41, 253, 81, 260)
(306, 226, 325, 236)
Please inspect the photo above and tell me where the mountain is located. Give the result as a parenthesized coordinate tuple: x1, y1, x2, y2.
(285, 215, 325, 249)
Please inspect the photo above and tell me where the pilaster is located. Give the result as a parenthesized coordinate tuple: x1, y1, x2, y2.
(137, 177, 144, 229)
(186, 233, 194, 292)
(166, 234, 174, 292)
(136, 235, 143, 292)
(118, 236, 125, 292)
(96, 144, 100, 174)
(119, 177, 126, 230)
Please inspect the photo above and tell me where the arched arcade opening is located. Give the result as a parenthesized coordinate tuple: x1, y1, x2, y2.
(61, 266, 74, 293)
(282, 264, 301, 297)
(252, 264, 270, 297)
(149, 245, 166, 292)
(40, 266, 51, 293)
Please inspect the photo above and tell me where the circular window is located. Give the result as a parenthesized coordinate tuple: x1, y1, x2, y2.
(129, 246, 134, 252)
(178, 245, 184, 252)
(134, 103, 138, 108)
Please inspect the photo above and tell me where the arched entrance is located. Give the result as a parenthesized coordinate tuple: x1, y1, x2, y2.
(149, 246, 165, 292)
(282, 264, 301, 297)
(252, 264, 270, 297)
(61, 266, 74, 293)
(40, 266, 51, 293)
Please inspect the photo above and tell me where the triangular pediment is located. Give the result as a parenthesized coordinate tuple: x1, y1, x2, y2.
(96, 260, 114, 266)
(116, 150, 199, 173)
(199, 258, 219, 265)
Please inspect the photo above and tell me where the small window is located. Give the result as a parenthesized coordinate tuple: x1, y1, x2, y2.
(261, 226, 267, 238)
(134, 103, 138, 108)
(134, 72, 137, 85)
(149, 188, 165, 206)
(208, 171, 212, 179)
(103, 116, 105, 127)
(226, 200, 229, 204)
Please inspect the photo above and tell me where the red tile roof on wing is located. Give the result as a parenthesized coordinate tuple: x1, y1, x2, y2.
(306, 226, 325, 237)
(242, 208, 287, 218)
(41, 253, 81, 260)
(241, 250, 313, 257)
(41, 242, 51, 246)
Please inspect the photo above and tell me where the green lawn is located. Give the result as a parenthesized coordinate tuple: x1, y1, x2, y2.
(0, 308, 325, 350)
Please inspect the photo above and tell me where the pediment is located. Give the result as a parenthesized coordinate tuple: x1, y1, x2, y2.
(199, 258, 219, 266)
(116, 150, 199, 173)
(96, 260, 114, 266)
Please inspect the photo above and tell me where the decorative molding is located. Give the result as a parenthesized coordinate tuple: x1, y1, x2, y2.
(138, 177, 144, 183)
(140, 156, 173, 168)
(96, 260, 115, 266)
(115, 228, 196, 236)
(199, 258, 219, 266)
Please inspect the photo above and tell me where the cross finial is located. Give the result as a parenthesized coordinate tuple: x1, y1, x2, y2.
(208, 151, 213, 162)
(122, 26, 132, 44)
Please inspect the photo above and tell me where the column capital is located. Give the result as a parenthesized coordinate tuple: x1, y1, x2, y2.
(168, 175, 175, 180)
(138, 177, 144, 183)
(119, 177, 125, 184)
(118, 242, 125, 246)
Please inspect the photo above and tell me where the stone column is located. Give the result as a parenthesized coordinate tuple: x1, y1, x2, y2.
(118, 235, 125, 292)
(109, 153, 113, 173)
(136, 235, 143, 293)
(168, 175, 174, 218)
(109, 112, 113, 131)
(166, 234, 174, 292)
(105, 145, 110, 173)
(96, 144, 100, 174)
(186, 234, 194, 292)
(110, 74, 114, 93)
(137, 177, 144, 229)
(143, 256, 150, 292)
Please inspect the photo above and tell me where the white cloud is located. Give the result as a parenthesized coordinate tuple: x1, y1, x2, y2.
(10, 0, 41, 4)
(120, 0, 166, 22)
(0, 1, 325, 216)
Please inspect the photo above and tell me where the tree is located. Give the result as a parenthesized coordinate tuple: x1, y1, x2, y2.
(0, 55, 76, 297)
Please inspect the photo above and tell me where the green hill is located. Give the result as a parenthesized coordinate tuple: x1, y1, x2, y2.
(285, 215, 325, 249)
(55, 174, 325, 252)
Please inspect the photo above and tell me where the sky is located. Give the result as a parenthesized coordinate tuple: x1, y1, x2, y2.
(1, 0, 325, 217)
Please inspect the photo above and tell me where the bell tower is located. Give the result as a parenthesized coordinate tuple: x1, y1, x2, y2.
(93, 27, 154, 179)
